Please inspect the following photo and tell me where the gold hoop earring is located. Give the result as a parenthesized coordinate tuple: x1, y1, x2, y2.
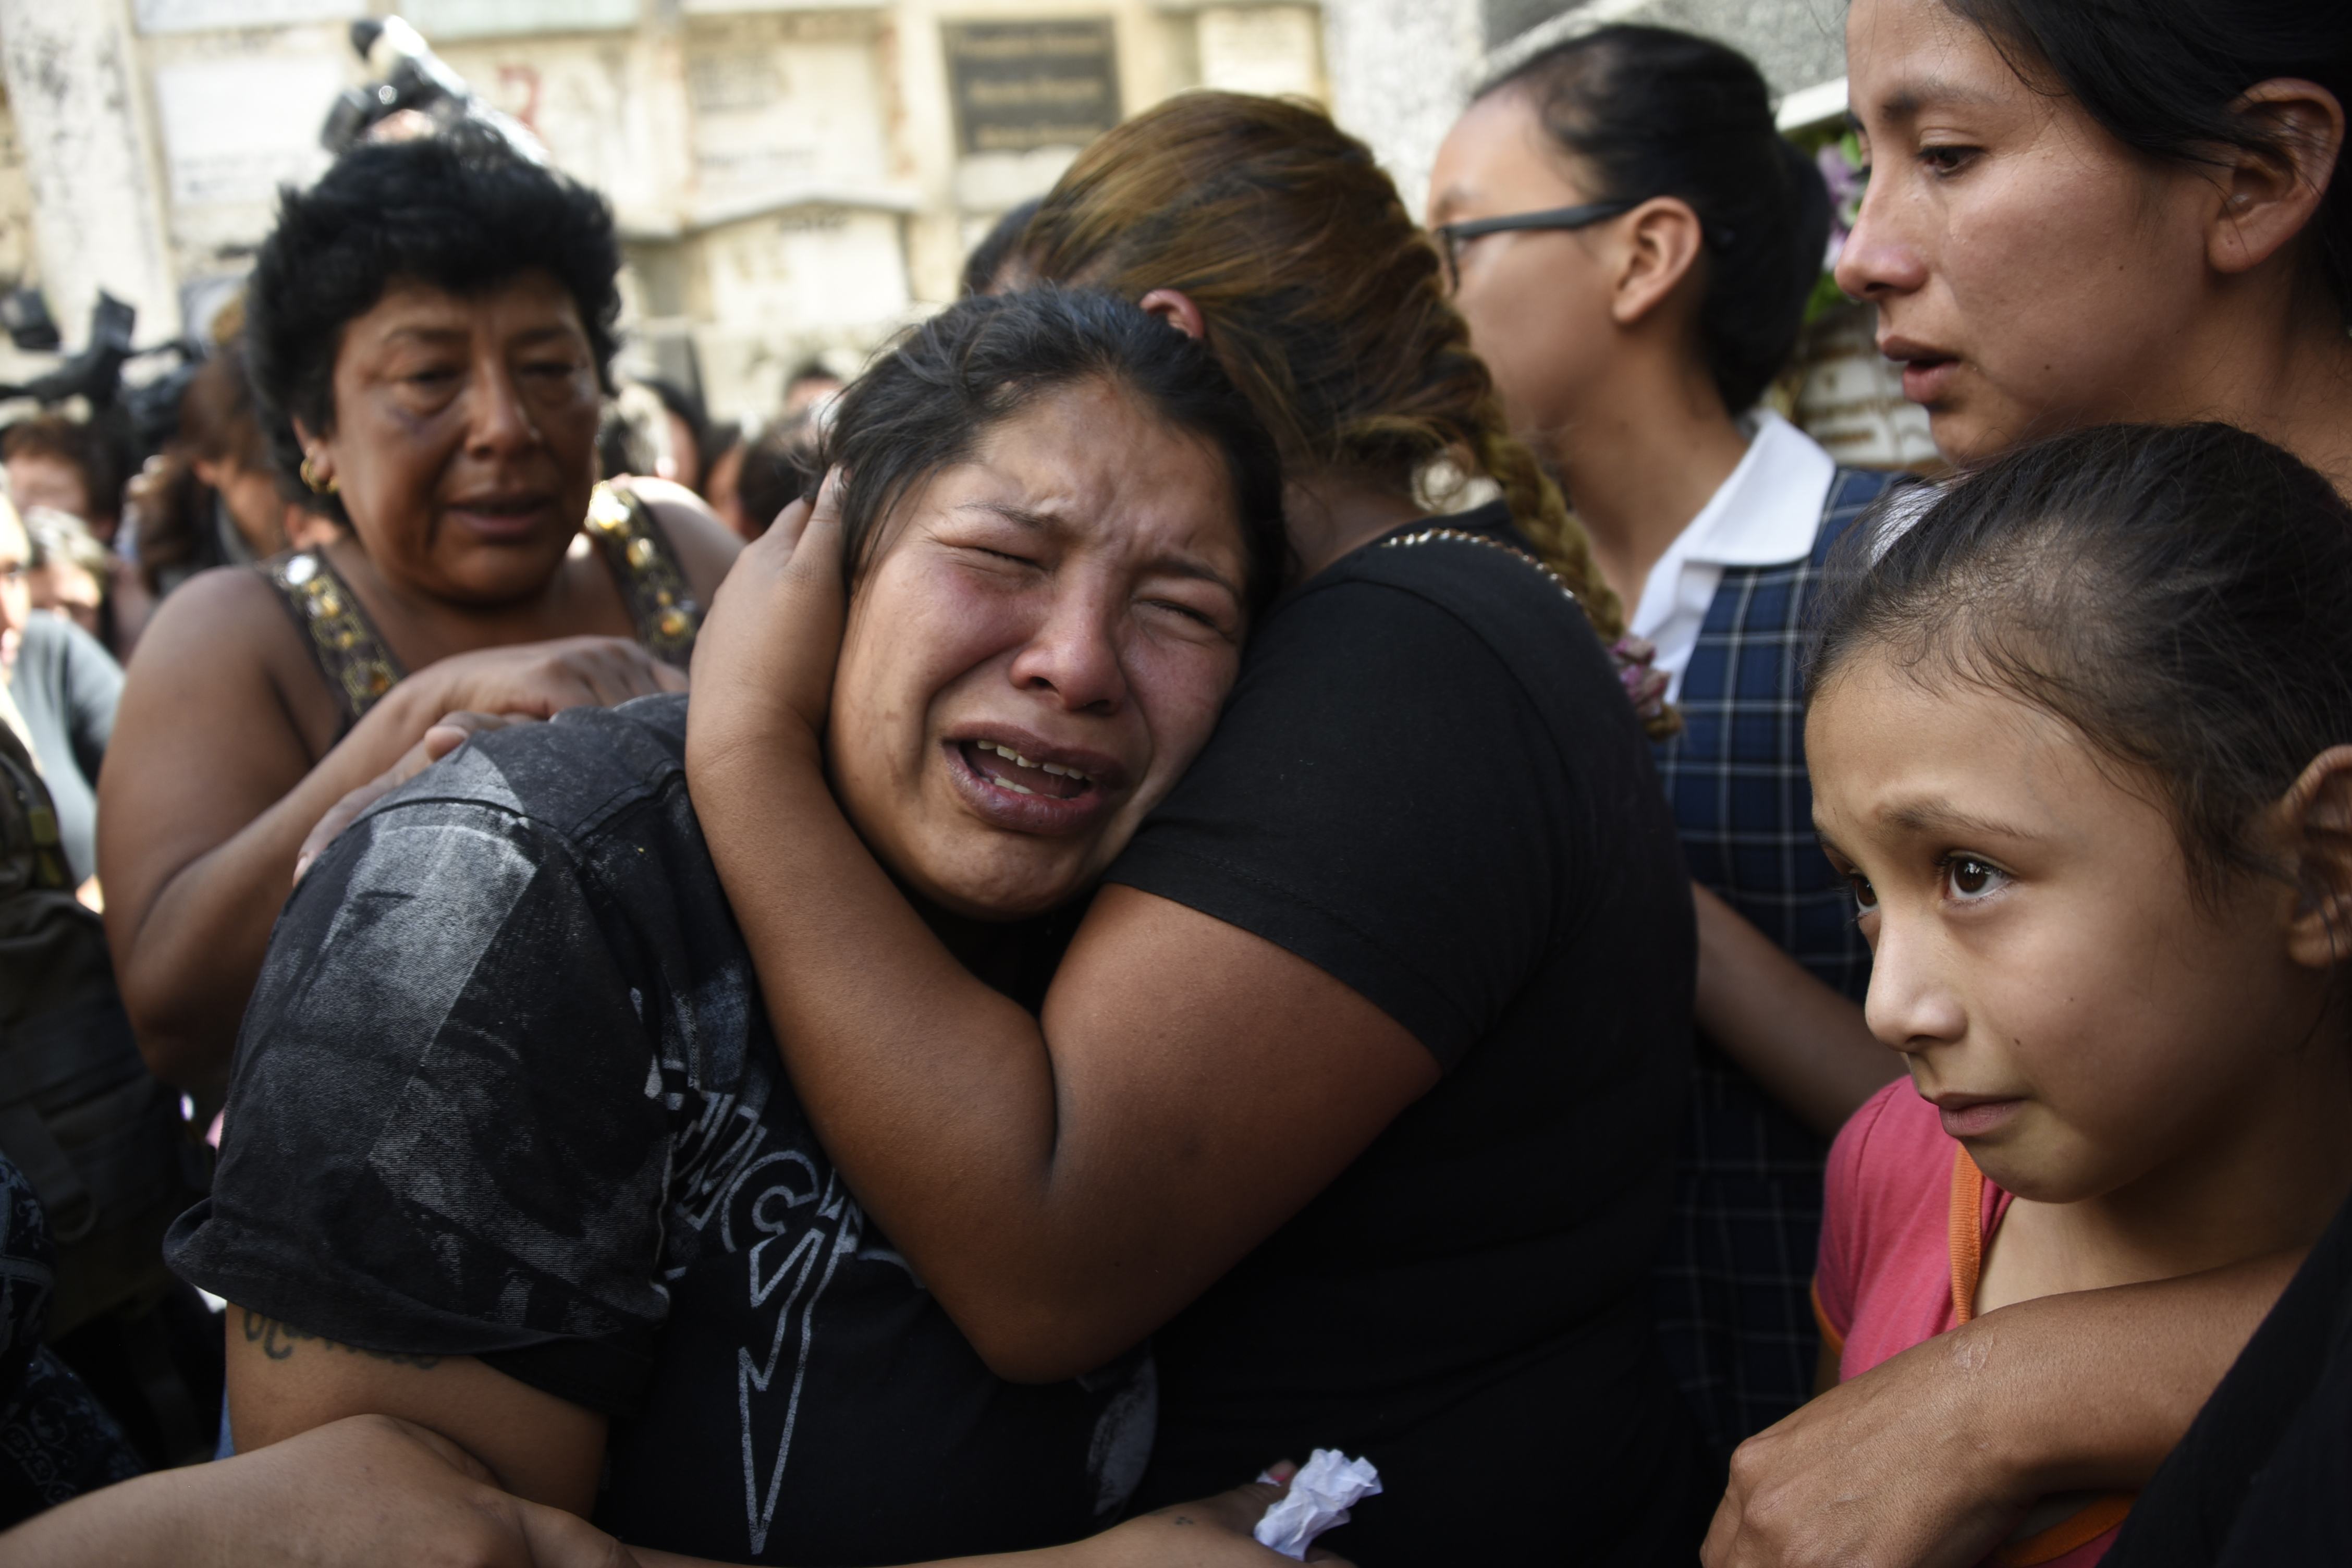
(299, 455, 339, 496)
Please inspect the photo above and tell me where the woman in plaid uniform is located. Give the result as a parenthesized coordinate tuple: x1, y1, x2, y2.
(1430, 24, 1907, 1454)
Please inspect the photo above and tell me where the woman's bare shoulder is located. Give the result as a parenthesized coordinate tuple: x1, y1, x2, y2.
(130, 565, 300, 664)
(121, 565, 338, 741)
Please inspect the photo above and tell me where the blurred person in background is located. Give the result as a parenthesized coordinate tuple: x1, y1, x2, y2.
(4, 413, 126, 549)
(1, 495, 121, 893)
(722, 409, 825, 540)
(100, 127, 738, 1095)
(4, 415, 145, 655)
(20, 506, 113, 645)
(1429, 23, 1897, 1457)
(128, 338, 334, 605)
(700, 422, 748, 533)
(963, 197, 1044, 298)
(638, 374, 717, 495)
(781, 356, 845, 416)
(596, 378, 672, 483)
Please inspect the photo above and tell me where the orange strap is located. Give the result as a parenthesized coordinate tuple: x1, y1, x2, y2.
(1988, 1494, 2136, 1566)
(1810, 1279, 1845, 1362)
(1948, 1146, 2134, 1564)
(1949, 1145, 1987, 1324)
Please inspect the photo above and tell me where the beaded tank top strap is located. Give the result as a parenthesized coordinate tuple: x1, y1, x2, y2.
(261, 550, 406, 735)
(584, 483, 701, 667)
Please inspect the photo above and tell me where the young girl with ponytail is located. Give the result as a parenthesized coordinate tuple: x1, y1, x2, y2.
(1799, 423, 2352, 1566)
(1429, 23, 1901, 1456)
(687, 92, 1711, 1566)
(1710, 6, 2352, 1565)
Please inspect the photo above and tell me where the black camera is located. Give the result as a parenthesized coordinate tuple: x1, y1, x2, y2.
(319, 16, 543, 161)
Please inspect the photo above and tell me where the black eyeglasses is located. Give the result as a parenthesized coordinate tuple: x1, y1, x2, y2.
(1434, 200, 1638, 290)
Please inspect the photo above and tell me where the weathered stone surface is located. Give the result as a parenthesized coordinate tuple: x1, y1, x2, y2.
(0, 0, 182, 345)
(1322, 0, 1485, 215)
(1325, 0, 1850, 218)
(1482, 0, 1847, 95)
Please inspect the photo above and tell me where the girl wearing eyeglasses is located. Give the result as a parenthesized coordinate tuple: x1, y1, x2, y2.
(1429, 23, 1905, 1460)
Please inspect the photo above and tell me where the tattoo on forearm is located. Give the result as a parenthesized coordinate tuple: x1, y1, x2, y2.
(241, 1310, 443, 1369)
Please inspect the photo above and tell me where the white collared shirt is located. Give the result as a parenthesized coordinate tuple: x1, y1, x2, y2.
(1629, 409, 1838, 702)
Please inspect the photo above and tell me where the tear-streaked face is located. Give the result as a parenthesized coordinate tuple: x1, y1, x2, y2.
(827, 377, 1252, 920)
(1808, 650, 2319, 1205)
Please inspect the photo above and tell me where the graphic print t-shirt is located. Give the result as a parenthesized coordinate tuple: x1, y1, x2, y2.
(166, 695, 1151, 1566)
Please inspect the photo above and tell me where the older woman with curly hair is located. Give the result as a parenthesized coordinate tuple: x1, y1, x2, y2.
(101, 128, 738, 1092)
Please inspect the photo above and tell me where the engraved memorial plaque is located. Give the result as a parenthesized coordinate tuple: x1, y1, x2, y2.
(943, 19, 1120, 157)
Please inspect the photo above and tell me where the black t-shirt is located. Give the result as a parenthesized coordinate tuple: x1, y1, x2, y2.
(1110, 505, 1710, 1564)
(165, 695, 1153, 1566)
(2103, 1188, 2352, 1567)
(1, 1148, 144, 1528)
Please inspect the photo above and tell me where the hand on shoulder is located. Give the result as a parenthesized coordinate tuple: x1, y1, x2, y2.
(402, 636, 687, 727)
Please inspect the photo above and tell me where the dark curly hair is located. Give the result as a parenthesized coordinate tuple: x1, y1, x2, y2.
(244, 127, 623, 524)
(818, 287, 1289, 617)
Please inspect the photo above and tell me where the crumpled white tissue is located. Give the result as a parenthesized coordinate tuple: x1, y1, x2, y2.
(1253, 1449, 1382, 1560)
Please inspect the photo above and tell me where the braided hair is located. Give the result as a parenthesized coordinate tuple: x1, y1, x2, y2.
(1017, 92, 1661, 731)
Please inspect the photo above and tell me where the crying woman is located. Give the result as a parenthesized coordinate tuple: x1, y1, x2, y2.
(163, 289, 1305, 1568)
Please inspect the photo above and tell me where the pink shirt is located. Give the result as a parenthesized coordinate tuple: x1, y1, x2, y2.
(1815, 1082, 2129, 1568)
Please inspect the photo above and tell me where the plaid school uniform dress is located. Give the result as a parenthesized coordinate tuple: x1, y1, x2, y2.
(1649, 464, 1900, 1456)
